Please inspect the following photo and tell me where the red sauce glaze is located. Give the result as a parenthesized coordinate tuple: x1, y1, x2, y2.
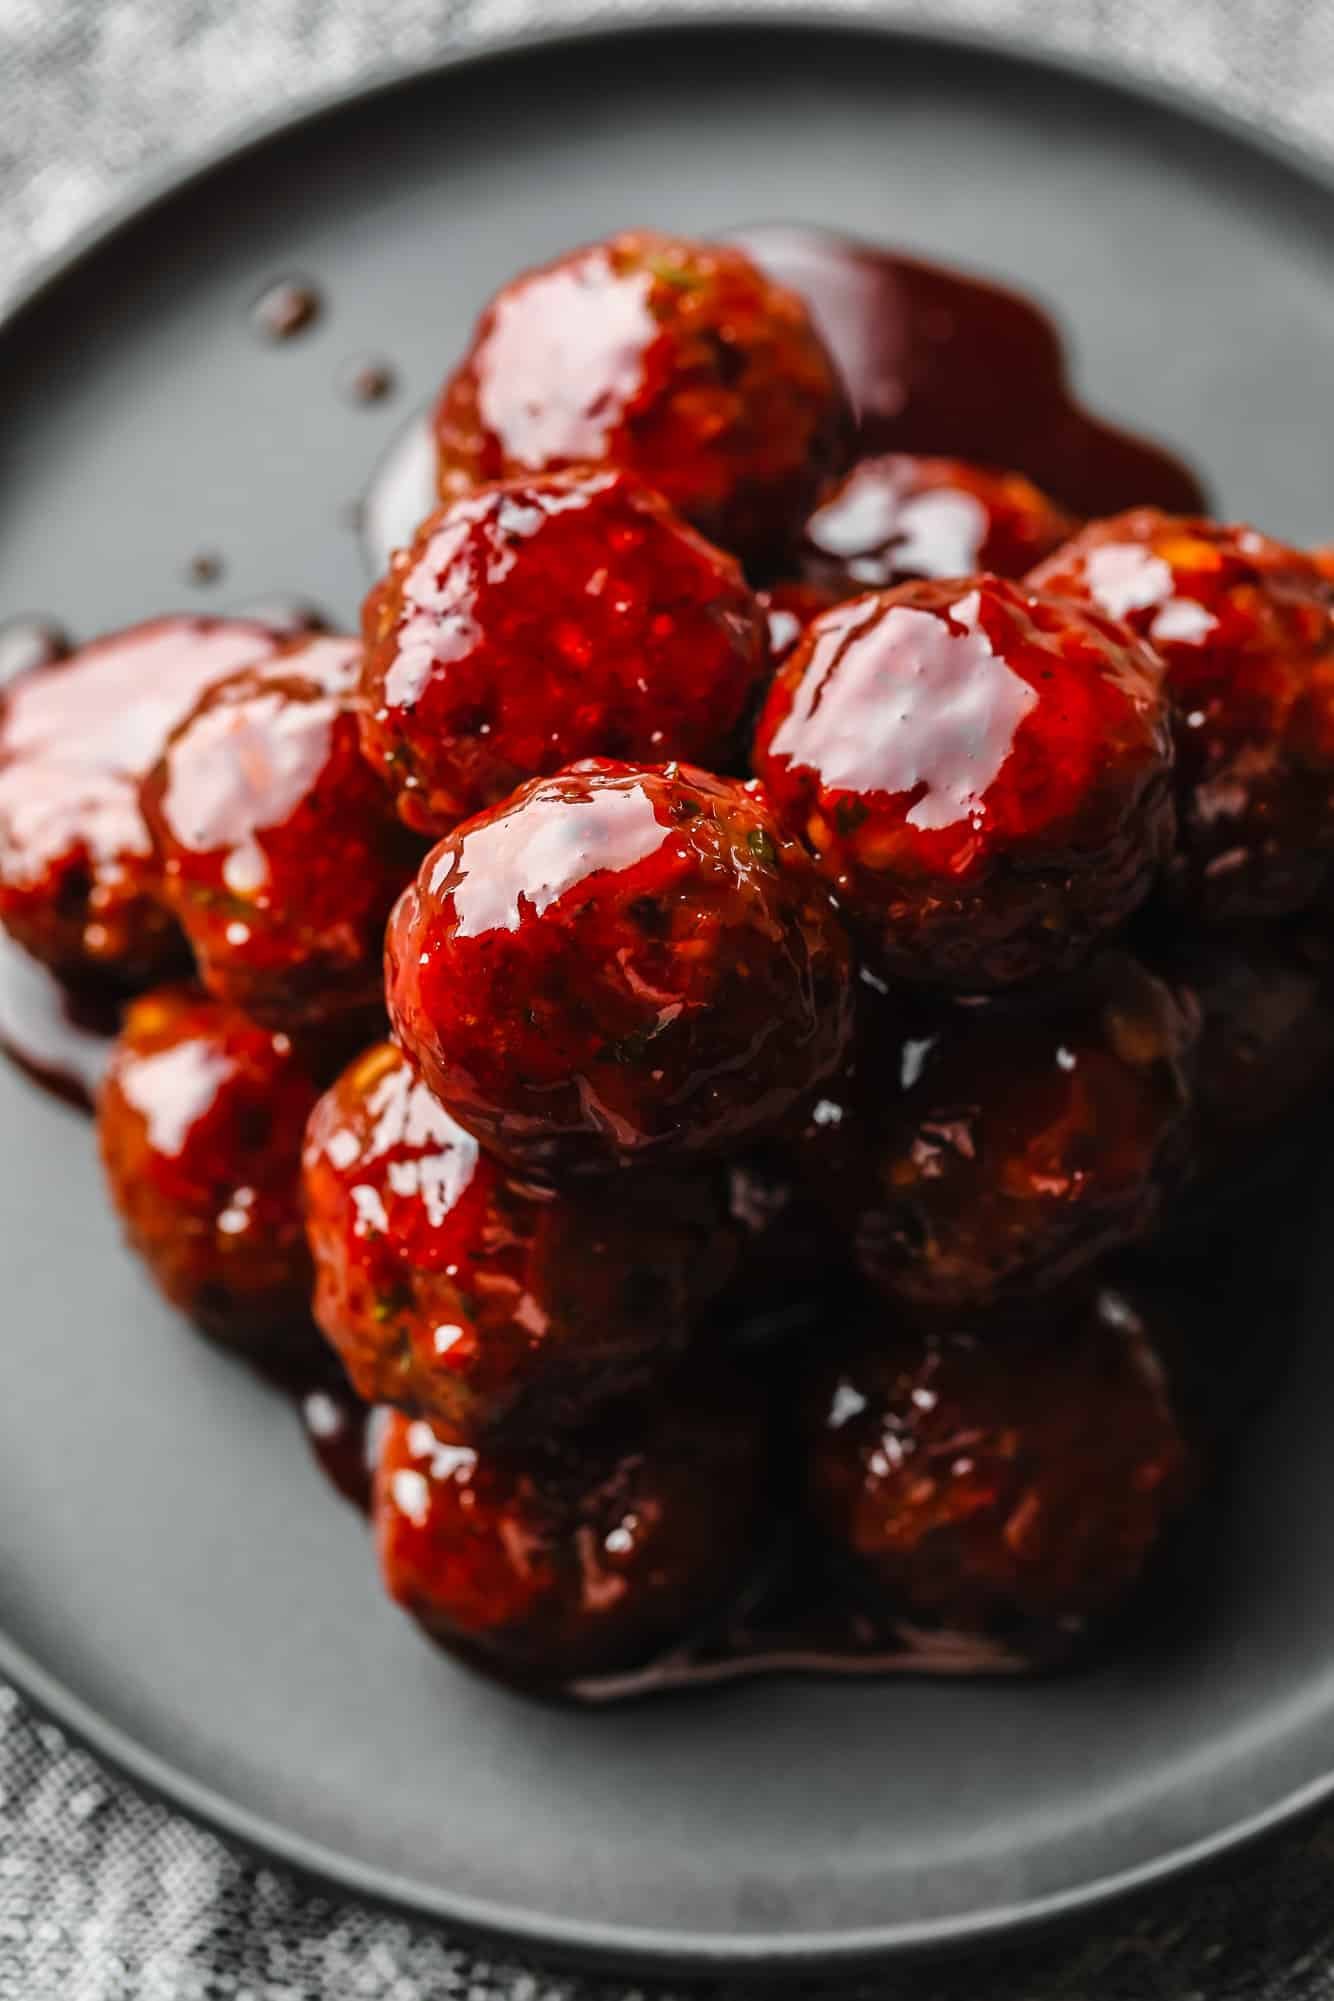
(302, 1041, 739, 1441)
(797, 454, 1077, 596)
(848, 954, 1197, 1311)
(0, 616, 285, 982)
(386, 760, 854, 1177)
(732, 225, 1205, 518)
(432, 230, 850, 566)
(359, 468, 767, 835)
(805, 1286, 1196, 1638)
(96, 986, 323, 1364)
(141, 633, 420, 1032)
(375, 1369, 771, 1681)
(1031, 512, 1334, 922)
(753, 575, 1175, 990)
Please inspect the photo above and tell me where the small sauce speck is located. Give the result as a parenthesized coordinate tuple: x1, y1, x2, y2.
(252, 278, 322, 341)
(341, 358, 397, 405)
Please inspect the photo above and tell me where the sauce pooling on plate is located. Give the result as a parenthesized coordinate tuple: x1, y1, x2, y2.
(732, 224, 1206, 517)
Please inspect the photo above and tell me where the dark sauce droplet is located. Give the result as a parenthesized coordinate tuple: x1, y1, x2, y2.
(0, 618, 69, 687)
(341, 358, 397, 406)
(252, 278, 322, 341)
(186, 552, 224, 586)
(0, 933, 121, 1109)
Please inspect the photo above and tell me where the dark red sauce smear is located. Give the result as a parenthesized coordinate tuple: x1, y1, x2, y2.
(732, 225, 1206, 516)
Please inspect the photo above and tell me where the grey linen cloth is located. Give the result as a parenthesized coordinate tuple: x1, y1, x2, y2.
(2, 2, 1334, 1995)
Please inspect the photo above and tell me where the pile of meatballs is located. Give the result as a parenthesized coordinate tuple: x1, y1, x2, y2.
(4, 228, 1334, 1690)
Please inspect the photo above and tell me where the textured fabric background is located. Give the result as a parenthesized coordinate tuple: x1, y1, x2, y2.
(3, 2, 1334, 1995)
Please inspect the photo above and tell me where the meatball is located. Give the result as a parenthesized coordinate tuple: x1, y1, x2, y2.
(0, 616, 284, 982)
(1158, 924, 1334, 1153)
(851, 954, 1196, 1311)
(805, 1287, 1195, 1638)
(97, 986, 321, 1362)
(1030, 511, 1334, 921)
(754, 575, 1174, 990)
(141, 633, 419, 1032)
(386, 759, 854, 1177)
(797, 455, 1075, 596)
(431, 230, 850, 565)
(359, 468, 767, 835)
(375, 1371, 771, 1680)
(302, 1042, 738, 1439)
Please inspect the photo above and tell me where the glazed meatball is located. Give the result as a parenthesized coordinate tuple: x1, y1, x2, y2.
(797, 455, 1075, 596)
(141, 633, 419, 1032)
(97, 986, 321, 1362)
(1030, 512, 1334, 921)
(805, 1287, 1195, 1638)
(432, 230, 850, 565)
(302, 1042, 738, 1439)
(359, 468, 767, 835)
(850, 954, 1196, 1311)
(386, 760, 854, 1177)
(375, 1371, 771, 1680)
(753, 575, 1174, 989)
(0, 616, 284, 982)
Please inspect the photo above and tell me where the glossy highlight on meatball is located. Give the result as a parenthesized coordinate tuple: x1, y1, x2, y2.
(97, 985, 321, 1361)
(386, 760, 854, 1176)
(851, 954, 1196, 1311)
(375, 1370, 771, 1680)
(798, 455, 1075, 596)
(1030, 511, 1334, 922)
(0, 616, 284, 982)
(359, 468, 767, 835)
(432, 230, 850, 564)
(805, 1287, 1195, 1637)
(302, 1042, 738, 1439)
(753, 574, 1175, 989)
(142, 633, 419, 1032)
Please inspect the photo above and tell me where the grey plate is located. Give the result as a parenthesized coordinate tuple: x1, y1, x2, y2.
(2, 14, 1334, 1975)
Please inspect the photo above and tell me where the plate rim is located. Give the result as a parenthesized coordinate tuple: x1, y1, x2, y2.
(3, 8, 1334, 1972)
